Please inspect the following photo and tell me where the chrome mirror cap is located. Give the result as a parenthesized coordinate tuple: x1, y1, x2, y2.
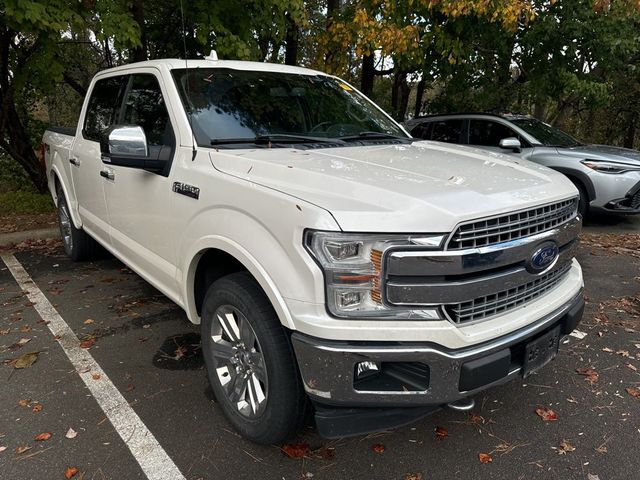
(499, 137, 521, 150)
(108, 126, 148, 157)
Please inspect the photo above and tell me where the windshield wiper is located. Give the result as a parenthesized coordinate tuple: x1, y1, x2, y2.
(339, 131, 412, 142)
(211, 134, 346, 146)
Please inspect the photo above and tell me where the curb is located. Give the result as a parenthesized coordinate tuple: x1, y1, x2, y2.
(0, 228, 60, 247)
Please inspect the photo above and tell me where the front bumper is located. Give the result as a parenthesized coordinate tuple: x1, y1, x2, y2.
(292, 289, 584, 409)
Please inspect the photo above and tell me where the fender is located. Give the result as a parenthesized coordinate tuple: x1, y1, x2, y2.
(50, 161, 82, 229)
(181, 235, 295, 329)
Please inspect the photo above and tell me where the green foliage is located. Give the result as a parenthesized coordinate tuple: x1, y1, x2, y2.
(0, 191, 54, 214)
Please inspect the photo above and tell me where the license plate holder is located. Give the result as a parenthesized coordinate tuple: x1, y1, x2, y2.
(523, 326, 561, 377)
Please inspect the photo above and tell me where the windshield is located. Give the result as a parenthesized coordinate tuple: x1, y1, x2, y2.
(171, 68, 408, 147)
(511, 118, 582, 147)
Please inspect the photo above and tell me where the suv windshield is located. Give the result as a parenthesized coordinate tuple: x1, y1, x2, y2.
(511, 118, 582, 148)
(172, 68, 408, 147)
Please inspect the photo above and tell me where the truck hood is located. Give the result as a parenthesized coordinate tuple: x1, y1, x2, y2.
(559, 144, 640, 165)
(209, 141, 577, 232)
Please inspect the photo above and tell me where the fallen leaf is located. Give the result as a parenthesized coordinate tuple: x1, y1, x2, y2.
(0, 328, 10, 335)
(626, 387, 640, 398)
(64, 466, 79, 479)
(576, 367, 599, 384)
(316, 446, 335, 459)
(626, 363, 638, 372)
(18, 399, 30, 407)
(15, 445, 31, 454)
(535, 406, 558, 421)
(0, 446, 6, 453)
(403, 474, 423, 480)
(19, 325, 31, 333)
(126, 384, 135, 392)
(602, 347, 614, 353)
(83, 319, 94, 325)
(569, 330, 587, 339)
(617, 350, 630, 357)
(14, 351, 38, 369)
(32, 404, 43, 413)
(137, 336, 149, 343)
(79, 338, 95, 349)
(557, 439, 575, 455)
(435, 426, 448, 440)
(587, 475, 601, 480)
(17, 338, 31, 346)
(469, 413, 485, 424)
(281, 443, 310, 458)
(372, 443, 386, 453)
(91, 373, 101, 380)
(142, 324, 151, 329)
(65, 428, 77, 439)
(34, 432, 52, 441)
(595, 444, 608, 454)
(478, 453, 493, 464)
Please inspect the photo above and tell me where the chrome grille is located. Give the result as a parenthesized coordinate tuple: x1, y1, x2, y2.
(447, 198, 578, 250)
(444, 263, 572, 324)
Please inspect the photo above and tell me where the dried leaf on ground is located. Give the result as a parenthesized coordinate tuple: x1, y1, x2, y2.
(587, 474, 601, 480)
(13, 352, 38, 369)
(535, 406, 558, 421)
(91, 373, 101, 380)
(371, 443, 385, 453)
(19, 325, 31, 333)
(15, 445, 31, 454)
(435, 426, 448, 440)
(404, 474, 423, 480)
(64, 466, 79, 479)
(478, 453, 493, 464)
(316, 446, 335, 459)
(18, 399, 30, 407)
(281, 443, 310, 458)
(555, 439, 575, 455)
(0, 328, 10, 335)
(626, 387, 640, 398)
(79, 338, 96, 349)
(126, 384, 135, 392)
(576, 367, 599, 384)
(83, 319, 94, 325)
(65, 428, 77, 439)
(32, 404, 43, 413)
(34, 432, 52, 441)
(0, 446, 6, 453)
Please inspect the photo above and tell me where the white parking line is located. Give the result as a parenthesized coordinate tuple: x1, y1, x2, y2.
(1, 253, 186, 480)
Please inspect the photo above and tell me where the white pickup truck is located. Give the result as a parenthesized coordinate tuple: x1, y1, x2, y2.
(43, 56, 585, 444)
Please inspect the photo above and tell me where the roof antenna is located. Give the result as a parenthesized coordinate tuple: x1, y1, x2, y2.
(180, 0, 197, 161)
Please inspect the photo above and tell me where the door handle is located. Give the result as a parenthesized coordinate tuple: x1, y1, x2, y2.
(99, 169, 115, 180)
(69, 157, 80, 166)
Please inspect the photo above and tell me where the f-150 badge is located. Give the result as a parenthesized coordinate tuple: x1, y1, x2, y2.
(172, 182, 200, 200)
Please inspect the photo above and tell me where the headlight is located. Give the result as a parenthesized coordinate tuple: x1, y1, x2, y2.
(305, 230, 445, 319)
(581, 159, 640, 174)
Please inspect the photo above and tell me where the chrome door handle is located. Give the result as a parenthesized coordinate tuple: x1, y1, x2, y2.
(99, 169, 115, 180)
(69, 157, 80, 166)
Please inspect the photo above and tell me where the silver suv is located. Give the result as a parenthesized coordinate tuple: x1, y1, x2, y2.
(405, 113, 640, 217)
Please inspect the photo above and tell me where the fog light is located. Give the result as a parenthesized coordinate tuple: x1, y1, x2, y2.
(355, 361, 380, 380)
(336, 290, 364, 310)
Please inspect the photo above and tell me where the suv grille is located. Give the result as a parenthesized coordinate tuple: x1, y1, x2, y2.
(444, 263, 572, 324)
(447, 198, 578, 250)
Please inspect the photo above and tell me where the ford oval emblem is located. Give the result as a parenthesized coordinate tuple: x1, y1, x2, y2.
(528, 242, 559, 273)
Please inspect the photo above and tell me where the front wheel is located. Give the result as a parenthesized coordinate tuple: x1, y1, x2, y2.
(201, 272, 306, 444)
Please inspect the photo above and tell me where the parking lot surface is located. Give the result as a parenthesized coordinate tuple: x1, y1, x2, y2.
(1, 219, 639, 480)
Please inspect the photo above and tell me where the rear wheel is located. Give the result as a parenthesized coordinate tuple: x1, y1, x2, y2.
(56, 186, 100, 261)
(201, 272, 306, 444)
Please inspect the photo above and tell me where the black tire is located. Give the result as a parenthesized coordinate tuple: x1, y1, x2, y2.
(201, 272, 306, 444)
(571, 181, 589, 219)
(56, 186, 100, 261)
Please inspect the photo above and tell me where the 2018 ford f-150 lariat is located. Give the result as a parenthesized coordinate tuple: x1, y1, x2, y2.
(43, 56, 584, 444)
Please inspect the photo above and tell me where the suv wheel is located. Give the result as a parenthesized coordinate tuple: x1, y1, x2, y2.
(201, 272, 306, 444)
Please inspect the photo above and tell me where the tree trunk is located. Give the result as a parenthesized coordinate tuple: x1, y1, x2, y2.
(131, 0, 148, 61)
(324, 0, 341, 69)
(284, 13, 299, 66)
(414, 78, 426, 118)
(361, 53, 374, 97)
(391, 71, 410, 121)
(624, 112, 637, 149)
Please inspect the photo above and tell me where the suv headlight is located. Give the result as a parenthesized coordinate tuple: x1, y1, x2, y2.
(581, 159, 640, 174)
(305, 230, 445, 319)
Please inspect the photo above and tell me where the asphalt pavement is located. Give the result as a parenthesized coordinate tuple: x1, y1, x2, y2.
(0, 220, 638, 480)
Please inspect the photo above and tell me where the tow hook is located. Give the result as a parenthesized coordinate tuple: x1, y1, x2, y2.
(447, 397, 475, 412)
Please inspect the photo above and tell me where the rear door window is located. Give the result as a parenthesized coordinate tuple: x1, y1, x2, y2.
(430, 120, 464, 144)
(83, 76, 126, 142)
(469, 120, 521, 147)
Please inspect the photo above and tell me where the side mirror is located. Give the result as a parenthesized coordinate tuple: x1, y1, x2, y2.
(105, 126, 165, 174)
(108, 126, 148, 158)
(499, 137, 522, 152)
